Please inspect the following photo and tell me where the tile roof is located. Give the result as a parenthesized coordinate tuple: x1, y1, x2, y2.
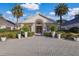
(22, 13, 55, 23)
(0, 16, 15, 27)
(38, 13, 55, 22)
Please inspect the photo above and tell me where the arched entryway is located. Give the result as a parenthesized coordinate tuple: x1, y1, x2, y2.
(35, 19, 43, 34)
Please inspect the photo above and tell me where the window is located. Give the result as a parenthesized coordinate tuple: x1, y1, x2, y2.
(36, 19, 43, 25)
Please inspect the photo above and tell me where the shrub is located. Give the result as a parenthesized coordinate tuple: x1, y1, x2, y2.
(69, 27, 79, 33)
(49, 25, 57, 32)
(61, 32, 66, 38)
(20, 31, 25, 37)
(28, 32, 34, 37)
(61, 32, 75, 41)
(0, 29, 20, 32)
(0, 29, 9, 32)
(0, 30, 18, 39)
(21, 25, 30, 32)
(44, 32, 52, 37)
(7, 32, 17, 39)
(0, 32, 8, 37)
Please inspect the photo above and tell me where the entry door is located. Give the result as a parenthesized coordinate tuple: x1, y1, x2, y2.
(36, 26, 42, 33)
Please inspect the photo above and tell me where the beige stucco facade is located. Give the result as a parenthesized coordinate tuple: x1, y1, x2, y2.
(22, 14, 54, 34)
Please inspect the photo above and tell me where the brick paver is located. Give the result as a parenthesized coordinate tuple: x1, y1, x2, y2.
(0, 36, 79, 56)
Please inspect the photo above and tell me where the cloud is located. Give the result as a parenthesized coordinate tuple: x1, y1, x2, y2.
(23, 14, 27, 17)
(64, 8, 79, 20)
(49, 12, 55, 15)
(21, 3, 39, 10)
(49, 8, 79, 20)
(68, 8, 79, 16)
(48, 12, 59, 20)
(4, 11, 27, 23)
(6, 11, 12, 14)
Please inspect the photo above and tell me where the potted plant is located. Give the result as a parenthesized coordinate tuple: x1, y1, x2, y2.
(17, 31, 21, 39)
(49, 25, 57, 38)
(74, 34, 79, 41)
(22, 25, 29, 38)
(57, 32, 61, 39)
(57, 30, 66, 39)
(0, 34, 7, 42)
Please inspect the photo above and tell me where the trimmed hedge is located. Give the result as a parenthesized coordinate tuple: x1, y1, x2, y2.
(21, 32, 35, 37)
(21, 25, 30, 32)
(49, 25, 57, 32)
(0, 29, 9, 32)
(0, 30, 19, 39)
(69, 27, 79, 33)
(28, 32, 34, 37)
(0, 29, 20, 32)
(61, 32, 76, 41)
(44, 32, 52, 37)
(7, 32, 17, 39)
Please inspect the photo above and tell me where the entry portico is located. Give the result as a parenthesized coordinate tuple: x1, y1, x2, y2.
(22, 13, 54, 34)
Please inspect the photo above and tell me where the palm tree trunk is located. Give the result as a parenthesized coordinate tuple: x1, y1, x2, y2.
(16, 17, 18, 29)
(59, 15, 62, 30)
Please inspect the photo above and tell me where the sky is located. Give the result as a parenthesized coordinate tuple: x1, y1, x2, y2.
(0, 3, 79, 23)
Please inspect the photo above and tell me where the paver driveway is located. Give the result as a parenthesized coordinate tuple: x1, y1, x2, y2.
(0, 36, 79, 56)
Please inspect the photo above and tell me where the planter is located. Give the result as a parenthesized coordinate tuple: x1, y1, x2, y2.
(74, 38, 79, 41)
(57, 34, 61, 39)
(1, 37, 6, 41)
(52, 31, 56, 38)
(25, 32, 28, 38)
(18, 34, 21, 39)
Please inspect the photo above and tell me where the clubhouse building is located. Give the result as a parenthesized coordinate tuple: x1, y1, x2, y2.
(1, 13, 79, 33)
(22, 13, 54, 34)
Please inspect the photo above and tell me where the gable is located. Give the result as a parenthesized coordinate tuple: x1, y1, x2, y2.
(23, 14, 54, 23)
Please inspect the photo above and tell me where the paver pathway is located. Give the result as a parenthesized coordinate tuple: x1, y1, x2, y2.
(0, 36, 79, 56)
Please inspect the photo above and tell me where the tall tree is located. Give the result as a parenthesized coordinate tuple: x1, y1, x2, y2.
(55, 3, 68, 30)
(11, 4, 23, 29)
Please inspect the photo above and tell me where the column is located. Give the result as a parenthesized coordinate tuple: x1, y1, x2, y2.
(43, 23, 47, 33)
(31, 23, 35, 32)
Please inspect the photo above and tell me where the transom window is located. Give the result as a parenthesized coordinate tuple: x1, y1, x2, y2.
(36, 19, 43, 24)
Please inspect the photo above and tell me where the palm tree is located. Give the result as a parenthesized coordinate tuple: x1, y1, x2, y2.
(11, 4, 23, 29)
(55, 3, 68, 30)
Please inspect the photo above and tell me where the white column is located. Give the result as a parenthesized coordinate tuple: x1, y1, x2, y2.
(11, 27, 14, 30)
(25, 32, 28, 38)
(57, 34, 61, 39)
(43, 23, 47, 33)
(31, 23, 35, 32)
(18, 34, 21, 39)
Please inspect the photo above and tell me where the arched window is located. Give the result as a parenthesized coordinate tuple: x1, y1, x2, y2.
(35, 19, 43, 24)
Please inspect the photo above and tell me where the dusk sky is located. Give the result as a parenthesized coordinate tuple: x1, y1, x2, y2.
(0, 3, 79, 23)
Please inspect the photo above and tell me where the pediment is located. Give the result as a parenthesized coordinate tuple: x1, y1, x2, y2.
(23, 14, 54, 23)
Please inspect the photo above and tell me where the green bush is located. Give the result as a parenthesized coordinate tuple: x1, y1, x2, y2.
(61, 32, 75, 41)
(61, 32, 66, 38)
(49, 25, 57, 32)
(69, 27, 79, 33)
(0, 32, 8, 37)
(44, 32, 52, 37)
(0, 29, 9, 32)
(22, 25, 30, 32)
(7, 32, 17, 39)
(0, 29, 20, 32)
(28, 32, 34, 37)
(0, 30, 18, 39)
